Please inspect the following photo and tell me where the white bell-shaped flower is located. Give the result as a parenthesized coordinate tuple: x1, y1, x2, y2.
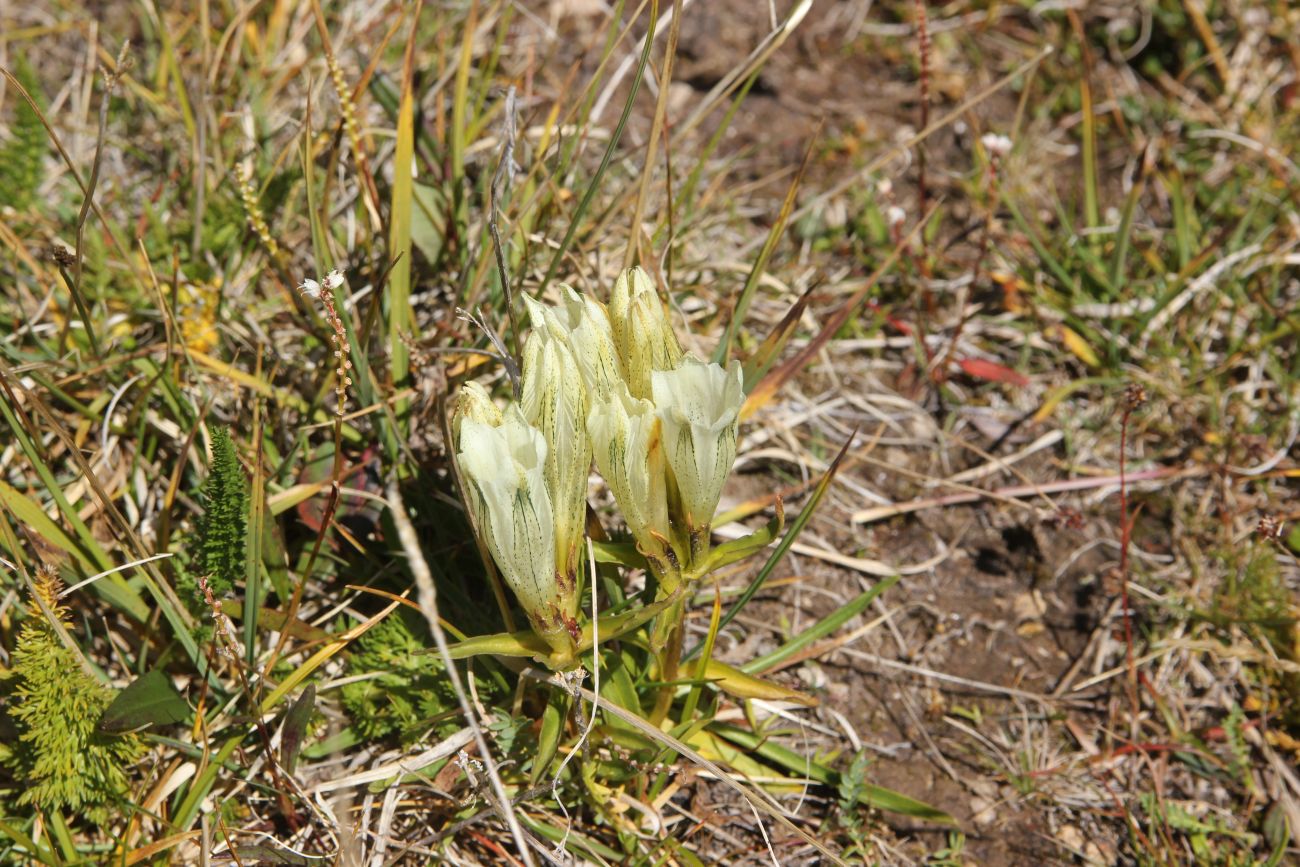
(521, 308, 592, 585)
(450, 381, 503, 447)
(523, 289, 623, 398)
(586, 382, 677, 582)
(456, 407, 574, 654)
(609, 266, 683, 400)
(651, 357, 744, 558)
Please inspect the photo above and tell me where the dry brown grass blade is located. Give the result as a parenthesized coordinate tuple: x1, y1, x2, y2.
(850, 465, 1200, 524)
(741, 207, 933, 421)
(624, 0, 683, 271)
(740, 278, 817, 391)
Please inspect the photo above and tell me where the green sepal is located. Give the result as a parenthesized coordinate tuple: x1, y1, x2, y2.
(588, 539, 648, 571)
(688, 499, 785, 580)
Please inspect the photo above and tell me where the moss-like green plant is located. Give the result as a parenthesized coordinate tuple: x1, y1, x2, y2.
(183, 426, 247, 606)
(340, 611, 470, 744)
(0, 54, 49, 212)
(1, 567, 144, 823)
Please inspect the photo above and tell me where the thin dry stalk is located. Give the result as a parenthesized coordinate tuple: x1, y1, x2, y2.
(386, 480, 537, 867)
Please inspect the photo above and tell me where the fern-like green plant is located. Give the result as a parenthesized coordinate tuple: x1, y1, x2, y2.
(184, 426, 247, 605)
(1, 567, 144, 824)
(0, 54, 49, 212)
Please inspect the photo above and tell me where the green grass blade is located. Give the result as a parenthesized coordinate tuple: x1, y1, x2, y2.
(244, 412, 266, 665)
(684, 435, 854, 662)
(713, 129, 817, 365)
(742, 574, 900, 676)
(710, 722, 955, 823)
(387, 6, 421, 425)
(1110, 150, 1149, 290)
(539, 0, 658, 296)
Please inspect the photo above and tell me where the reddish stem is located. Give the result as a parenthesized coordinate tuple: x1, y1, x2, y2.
(1118, 384, 1145, 719)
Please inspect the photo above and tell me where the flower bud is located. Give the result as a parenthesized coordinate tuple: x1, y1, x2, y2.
(456, 406, 576, 658)
(523, 290, 620, 398)
(449, 381, 503, 449)
(555, 286, 624, 398)
(586, 383, 679, 586)
(608, 266, 683, 400)
(651, 357, 744, 562)
(521, 305, 592, 585)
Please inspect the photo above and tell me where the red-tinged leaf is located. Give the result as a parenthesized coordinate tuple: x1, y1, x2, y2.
(281, 684, 315, 774)
(957, 358, 1029, 387)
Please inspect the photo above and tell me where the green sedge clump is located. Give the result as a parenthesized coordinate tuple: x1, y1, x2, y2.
(1, 567, 144, 824)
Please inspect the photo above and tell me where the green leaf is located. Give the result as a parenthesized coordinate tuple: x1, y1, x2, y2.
(530, 689, 569, 786)
(194, 426, 248, 601)
(691, 501, 784, 578)
(410, 182, 448, 262)
(443, 628, 554, 660)
(281, 685, 315, 774)
(679, 657, 816, 706)
(711, 722, 955, 823)
(579, 591, 682, 650)
(742, 574, 900, 675)
(0, 481, 148, 621)
(589, 539, 648, 571)
(685, 433, 852, 663)
(99, 670, 190, 733)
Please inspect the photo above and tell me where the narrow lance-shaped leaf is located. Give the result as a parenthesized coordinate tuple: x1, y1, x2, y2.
(99, 669, 190, 734)
(281, 684, 316, 774)
(710, 722, 955, 824)
(683, 431, 856, 663)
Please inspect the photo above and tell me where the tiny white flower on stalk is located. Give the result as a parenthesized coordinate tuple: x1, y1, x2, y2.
(608, 266, 683, 400)
(652, 357, 744, 563)
(586, 383, 677, 585)
(298, 278, 322, 300)
(324, 268, 346, 290)
(981, 133, 1013, 158)
(521, 306, 592, 585)
(456, 407, 576, 658)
